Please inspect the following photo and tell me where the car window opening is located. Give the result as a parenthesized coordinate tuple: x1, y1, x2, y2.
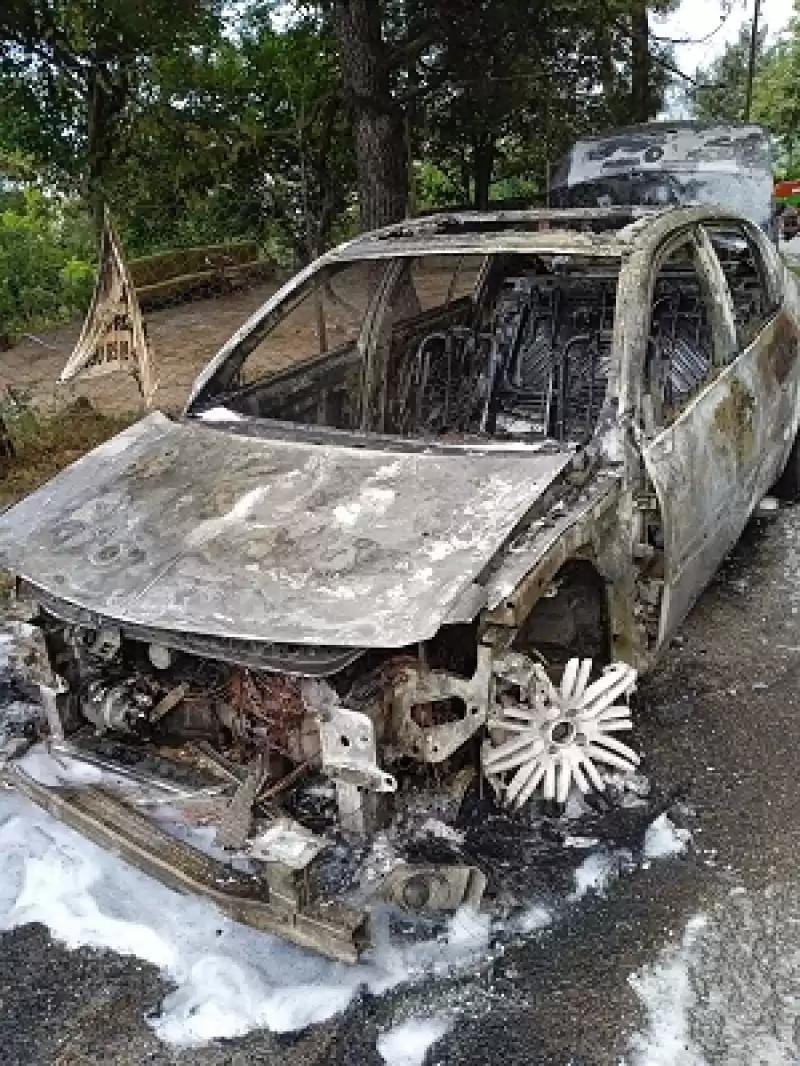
(703, 223, 781, 347)
(647, 246, 715, 424)
(200, 252, 621, 446)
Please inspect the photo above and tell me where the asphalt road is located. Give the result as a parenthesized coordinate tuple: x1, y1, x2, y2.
(3, 506, 800, 1066)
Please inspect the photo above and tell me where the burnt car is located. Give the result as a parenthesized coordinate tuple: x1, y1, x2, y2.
(550, 120, 776, 237)
(2, 204, 799, 960)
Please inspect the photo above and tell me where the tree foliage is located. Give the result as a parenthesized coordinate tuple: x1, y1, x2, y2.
(690, 14, 800, 176)
(0, 0, 686, 334)
(690, 22, 768, 124)
(0, 0, 223, 228)
(0, 189, 94, 338)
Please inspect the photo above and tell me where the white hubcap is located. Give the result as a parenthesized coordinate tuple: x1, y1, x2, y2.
(482, 655, 639, 808)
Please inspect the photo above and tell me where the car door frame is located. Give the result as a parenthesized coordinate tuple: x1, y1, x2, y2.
(617, 210, 792, 649)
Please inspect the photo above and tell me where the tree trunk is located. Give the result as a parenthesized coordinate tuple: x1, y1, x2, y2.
(86, 62, 128, 240)
(472, 135, 495, 210)
(598, 15, 615, 99)
(630, 0, 650, 123)
(86, 66, 107, 239)
(333, 0, 408, 231)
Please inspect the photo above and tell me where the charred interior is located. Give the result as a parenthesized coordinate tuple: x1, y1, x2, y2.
(201, 251, 621, 445)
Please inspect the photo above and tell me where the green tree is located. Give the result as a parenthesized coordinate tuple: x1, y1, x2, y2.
(0, 189, 94, 337)
(416, 0, 677, 211)
(0, 0, 222, 233)
(690, 21, 768, 123)
(752, 33, 800, 173)
(107, 7, 356, 261)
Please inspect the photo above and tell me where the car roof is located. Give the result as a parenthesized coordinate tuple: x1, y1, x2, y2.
(326, 204, 755, 263)
(558, 119, 770, 147)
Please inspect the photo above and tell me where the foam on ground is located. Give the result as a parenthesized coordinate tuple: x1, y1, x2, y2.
(570, 849, 631, 899)
(0, 788, 489, 1047)
(0, 634, 694, 1053)
(643, 813, 691, 860)
(377, 1015, 451, 1066)
(626, 916, 708, 1066)
(627, 887, 800, 1066)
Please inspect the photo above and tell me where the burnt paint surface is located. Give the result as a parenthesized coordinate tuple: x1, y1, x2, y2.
(0, 414, 573, 649)
(758, 310, 799, 386)
(644, 309, 800, 646)
(712, 376, 756, 465)
(551, 122, 774, 234)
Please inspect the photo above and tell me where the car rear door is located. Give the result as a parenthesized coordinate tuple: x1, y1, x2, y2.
(638, 221, 789, 644)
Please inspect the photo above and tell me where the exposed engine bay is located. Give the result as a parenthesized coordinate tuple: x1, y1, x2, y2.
(5, 598, 640, 963)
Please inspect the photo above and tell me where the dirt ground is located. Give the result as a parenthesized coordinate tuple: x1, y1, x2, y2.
(0, 257, 476, 418)
(1, 281, 282, 415)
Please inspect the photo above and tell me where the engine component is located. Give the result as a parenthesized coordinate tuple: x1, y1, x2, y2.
(316, 701, 396, 836)
(149, 683, 188, 724)
(2, 620, 67, 736)
(388, 645, 492, 762)
(229, 667, 319, 763)
(83, 679, 154, 735)
(88, 627, 121, 661)
(248, 817, 327, 868)
(216, 755, 268, 849)
(319, 705, 396, 794)
(379, 863, 487, 913)
(148, 643, 172, 670)
(482, 654, 638, 807)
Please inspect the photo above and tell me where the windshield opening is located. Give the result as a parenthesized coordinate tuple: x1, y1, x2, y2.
(195, 251, 620, 445)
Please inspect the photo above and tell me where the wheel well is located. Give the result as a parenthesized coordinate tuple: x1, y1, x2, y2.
(512, 559, 610, 667)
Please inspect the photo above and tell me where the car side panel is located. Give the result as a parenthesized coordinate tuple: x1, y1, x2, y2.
(643, 307, 800, 646)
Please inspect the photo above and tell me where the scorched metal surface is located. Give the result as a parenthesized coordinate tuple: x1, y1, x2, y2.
(0, 412, 573, 648)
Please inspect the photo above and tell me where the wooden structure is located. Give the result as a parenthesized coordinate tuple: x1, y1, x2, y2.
(60, 211, 158, 406)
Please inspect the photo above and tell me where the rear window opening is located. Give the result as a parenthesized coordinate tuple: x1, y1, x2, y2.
(198, 251, 621, 446)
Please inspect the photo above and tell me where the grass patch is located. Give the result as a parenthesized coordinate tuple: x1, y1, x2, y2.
(0, 401, 136, 510)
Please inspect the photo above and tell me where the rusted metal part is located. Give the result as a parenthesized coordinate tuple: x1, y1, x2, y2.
(186, 740, 247, 785)
(319, 704, 396, 790)
(247, 817, 326, 868)
(3, 766, 368, 963)
(83, 677, 154, 735)
(484, 476, 620, 625)
(216, 755, 268, 849)
(2, 619, 68, 738)
(228, 667, 311, 761)
(379, 864, 487, 912)
(149, 683, 188, 724)
(387, 645, 492, 763)
(60, 211, 158, 406)
(53, 738, 232, 797)
(255, 759, 312, 801)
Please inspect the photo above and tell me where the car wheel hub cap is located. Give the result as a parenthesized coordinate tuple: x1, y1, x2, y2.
(482, 655, 639, 808)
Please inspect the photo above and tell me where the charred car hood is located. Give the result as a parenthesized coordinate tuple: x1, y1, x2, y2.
(0, 413, 574, 648)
